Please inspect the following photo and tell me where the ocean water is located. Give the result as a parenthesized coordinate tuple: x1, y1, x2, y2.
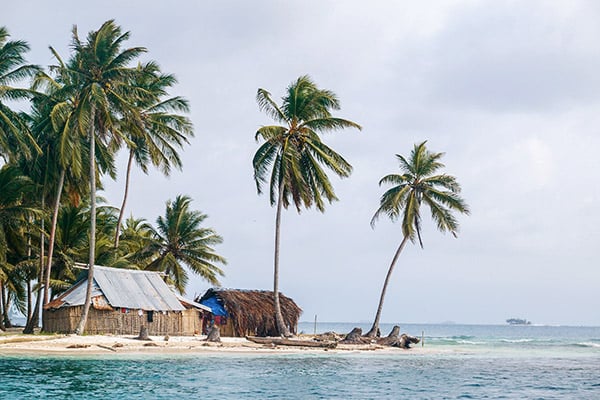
(1, 323, 599, 399)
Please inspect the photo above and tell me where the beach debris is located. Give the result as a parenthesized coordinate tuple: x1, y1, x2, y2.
(163, 334, 170, 342)
(314, 331, 343, 342)
(339, 327, 372, 344)
(113, 342, 124, 348)
(376, 325, 401, 346)
(375, 326, 420, 348)
(399, 334, 420, 348)
(144, 342, 159, 347)
(66, 344, 90, 349)
(206, 326, 221, 342)
(246, 336, 338, 349)
(97, 344, 117, 352)
(135, 326, 151, 341)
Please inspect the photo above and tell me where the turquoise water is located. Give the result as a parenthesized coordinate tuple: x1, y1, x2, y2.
(1, 324, 599, 399)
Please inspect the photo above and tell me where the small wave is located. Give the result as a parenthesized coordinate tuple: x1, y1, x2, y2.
(456, 340, 486, 345)
(573, 342, 600, 348)
(499, 338, 534, 343)
(432, 338, 486, 346)
(450, 335, 475, 340)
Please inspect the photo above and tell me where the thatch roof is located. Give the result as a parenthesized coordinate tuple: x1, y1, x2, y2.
(197, 289, 302, 337)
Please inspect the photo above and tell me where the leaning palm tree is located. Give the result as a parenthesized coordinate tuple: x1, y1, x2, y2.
(0, 26, 40, 161)
(58, 20, 149, 334)
(253, 75, 361, 336)
(113, 62, 193, 249)
(365, 141, 470, 337)
(145, 195, 226, 294)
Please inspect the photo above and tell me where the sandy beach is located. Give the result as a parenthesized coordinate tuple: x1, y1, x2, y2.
(0, 330, 437, 357)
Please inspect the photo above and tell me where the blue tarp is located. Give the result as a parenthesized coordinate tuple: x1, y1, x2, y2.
(200, 296, 228, 316)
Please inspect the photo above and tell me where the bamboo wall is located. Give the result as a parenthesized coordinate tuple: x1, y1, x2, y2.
(43, 306, 203, 335)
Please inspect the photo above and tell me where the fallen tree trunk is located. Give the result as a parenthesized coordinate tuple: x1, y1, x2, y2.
(340, 327, 372, 344)
(246, 336, 337, 349)
(375, 326, 420, 348)
(399, 334, 420, 348)
(377, 325, 401, 346)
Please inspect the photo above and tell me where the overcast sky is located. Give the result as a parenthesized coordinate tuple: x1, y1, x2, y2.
(6, 1, 600, 326)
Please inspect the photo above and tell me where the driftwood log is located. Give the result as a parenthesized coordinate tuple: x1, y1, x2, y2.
(339, 327, 372, 344)
(136, 326, 151, 341)
(375, 326, 420, 348)
(96, 344, 117, 352)
(206, 326, 221, 342)
(376, 325, 401, 346)
(246, 336, 337, 349)
(399, 334, 420, 348)
(314, 331, 343, 342)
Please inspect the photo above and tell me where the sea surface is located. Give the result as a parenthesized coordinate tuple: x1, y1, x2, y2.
(1, 323, 599, 399)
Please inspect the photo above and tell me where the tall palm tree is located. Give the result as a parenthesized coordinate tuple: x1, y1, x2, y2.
(0, 27, 40, 161)
(145, 195, 226, 294)
(58, 20, 148, 334)
(253, 75, 361, 336)
(113, 62, 193, 249)
(365, 141, 470, 337)
(0, 165, 38, 328)
(29, 65, 85, 308)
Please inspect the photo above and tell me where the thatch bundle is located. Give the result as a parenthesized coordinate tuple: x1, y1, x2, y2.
(198, 289, 302, 337)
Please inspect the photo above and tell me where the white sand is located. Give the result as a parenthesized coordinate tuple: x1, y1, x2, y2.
(0, 333, 444, 356)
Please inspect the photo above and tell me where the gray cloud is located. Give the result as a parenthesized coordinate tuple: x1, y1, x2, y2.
(5, 0, 599, 325)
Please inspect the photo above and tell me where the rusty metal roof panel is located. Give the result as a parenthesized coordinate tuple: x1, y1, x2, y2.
(44, 280, 102, 309)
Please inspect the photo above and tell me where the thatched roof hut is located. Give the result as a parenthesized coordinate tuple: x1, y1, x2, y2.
(197, 289, 302, 337)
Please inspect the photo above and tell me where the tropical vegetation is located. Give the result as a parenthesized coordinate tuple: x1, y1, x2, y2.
(0, 22, 225, 335)
(365, 141, 469, 337)
(0, 21, 468, 341)
(253, 75, 361, 336)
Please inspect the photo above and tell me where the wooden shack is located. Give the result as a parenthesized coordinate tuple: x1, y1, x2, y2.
(197, 289, 302, 337)
(43, 265, 211, 335)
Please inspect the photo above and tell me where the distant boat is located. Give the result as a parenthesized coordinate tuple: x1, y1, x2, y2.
(506, 318, 531, 325)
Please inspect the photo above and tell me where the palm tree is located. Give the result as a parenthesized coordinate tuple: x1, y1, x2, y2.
(58, 20, 148, 334)
(253, 75, 361, 336)
(113, 62, 193, 249)
(117, 216, 155, 268)
(365, 141, 470, 337)
(29, 65, 85, 308)
(145, 195, 226, 294)
(0, 27, 40, 161)
(0, 165, 38, 328)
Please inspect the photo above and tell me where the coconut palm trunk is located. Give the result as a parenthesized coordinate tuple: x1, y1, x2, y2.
(0, 282, 4, 330)
(23, 201, 44, 334)
(26, 228, 32, 322)
(365, 235, 409, 338)
(75, 107, 96, 335)
(113, 149, 134, 249)
(42, 168, 65, 305)
(367, 142, 470, 339)
(27, 279, 32, 322)
(273, 184, 290, 337)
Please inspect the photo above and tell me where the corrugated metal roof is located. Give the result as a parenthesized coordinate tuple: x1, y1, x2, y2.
(94, 266, 185, 311)
(49, 266, 186, 311)
(47, 280, 103, 309)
